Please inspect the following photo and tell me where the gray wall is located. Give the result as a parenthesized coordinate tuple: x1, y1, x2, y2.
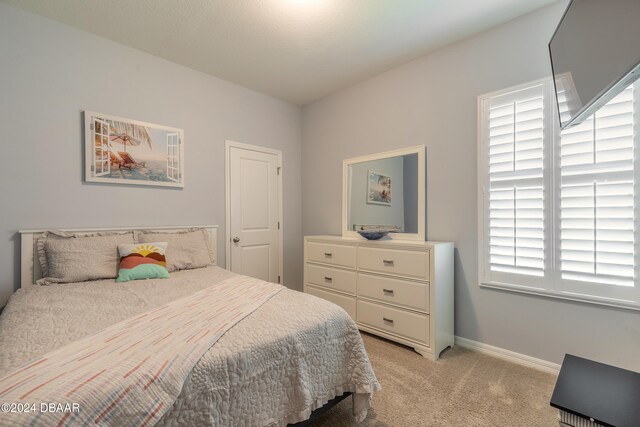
(403, 154, 419, 233)
(302, 1, 640, 370)
(0, 3, 303, 307)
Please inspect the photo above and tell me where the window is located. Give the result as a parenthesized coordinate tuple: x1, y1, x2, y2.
(478, 79, 640, 309)
(92, 117, 111, 177)
(166, 133, 180, 183)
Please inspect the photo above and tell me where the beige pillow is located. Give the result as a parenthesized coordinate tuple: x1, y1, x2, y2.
(36, 232, 67, 278)
(37, 231, 135, 284)
(137, 228, 214, 272)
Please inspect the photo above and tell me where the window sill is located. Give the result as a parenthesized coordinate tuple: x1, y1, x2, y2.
(480, 281, 640, 312)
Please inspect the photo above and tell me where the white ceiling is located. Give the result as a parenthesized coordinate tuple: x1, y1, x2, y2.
(2, 0, 557, 105)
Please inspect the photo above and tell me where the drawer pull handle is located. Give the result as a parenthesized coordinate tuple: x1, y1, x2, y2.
(382, 288, 394, 295)
(383, 259, 394, 266)
(324, 252, 333, 258)
(324, 276, 333, 282)
(383, 317, 394, 324)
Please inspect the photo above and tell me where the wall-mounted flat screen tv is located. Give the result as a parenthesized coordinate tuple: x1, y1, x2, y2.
(550, 0, 640, 130)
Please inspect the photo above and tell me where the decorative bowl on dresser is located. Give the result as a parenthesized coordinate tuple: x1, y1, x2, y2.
(304, 235, 454, 360)
(356, 230, 390, 240)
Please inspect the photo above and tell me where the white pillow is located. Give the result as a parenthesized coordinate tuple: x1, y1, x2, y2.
(136, 228, 214, 272)
(37, 231, 135, 284)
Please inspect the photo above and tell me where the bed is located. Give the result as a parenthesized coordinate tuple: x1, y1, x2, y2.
(0, 226, 380, 426)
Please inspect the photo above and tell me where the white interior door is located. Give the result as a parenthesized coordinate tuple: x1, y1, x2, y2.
(228, 144, 281, 283)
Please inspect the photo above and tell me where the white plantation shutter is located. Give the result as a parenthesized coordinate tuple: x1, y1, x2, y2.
(486, 84, 546, 278)
(480, 79, 640, 307)
(559, 85, 636, 287)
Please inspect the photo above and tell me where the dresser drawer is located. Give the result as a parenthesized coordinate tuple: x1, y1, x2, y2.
(307, 242, 356, 268)
(306, 285, 356, 320)
(307, 264, 356, 295)
(357, 300, 429, 343)
(357, 246, 430, 279)
(357, 273, 429, 312)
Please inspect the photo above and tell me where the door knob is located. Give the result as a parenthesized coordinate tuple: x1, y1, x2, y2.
(232, 237, 240, 243)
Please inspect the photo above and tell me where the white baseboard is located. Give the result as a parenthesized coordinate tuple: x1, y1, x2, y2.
(455, 336, 560, 375)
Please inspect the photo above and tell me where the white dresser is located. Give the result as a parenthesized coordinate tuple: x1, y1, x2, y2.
(304, 235, 454, 360)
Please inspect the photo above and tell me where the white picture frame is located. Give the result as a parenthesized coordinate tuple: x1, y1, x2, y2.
(366, 170, 392, 206)
(84, 111, 185, 188)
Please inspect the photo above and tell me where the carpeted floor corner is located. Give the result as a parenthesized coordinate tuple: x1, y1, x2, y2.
(311, 333, 558, 426)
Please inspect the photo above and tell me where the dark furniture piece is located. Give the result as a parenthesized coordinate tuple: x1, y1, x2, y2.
(288, 392, 352, 426)
(551, 354, 640, 427)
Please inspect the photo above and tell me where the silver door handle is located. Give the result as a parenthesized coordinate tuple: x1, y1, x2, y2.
(232, 237, 240, 243)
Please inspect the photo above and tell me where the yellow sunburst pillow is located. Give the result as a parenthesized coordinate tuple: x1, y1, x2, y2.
(116, 242, 170, 282)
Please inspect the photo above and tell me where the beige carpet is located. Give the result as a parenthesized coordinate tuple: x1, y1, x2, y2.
(311, 333, 559, 426)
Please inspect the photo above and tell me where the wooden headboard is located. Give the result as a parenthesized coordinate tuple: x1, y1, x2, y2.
(19, 225, 218, 289)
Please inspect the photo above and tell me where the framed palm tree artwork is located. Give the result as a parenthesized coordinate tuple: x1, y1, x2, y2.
(84, 111, 185, 188)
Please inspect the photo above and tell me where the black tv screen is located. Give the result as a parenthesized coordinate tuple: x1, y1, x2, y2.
(549, 0, 640, 129)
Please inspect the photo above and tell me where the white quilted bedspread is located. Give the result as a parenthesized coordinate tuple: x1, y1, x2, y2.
(0, 267, 380, 426)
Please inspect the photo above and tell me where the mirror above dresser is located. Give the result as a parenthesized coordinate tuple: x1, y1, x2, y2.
(343, 146, 425, 241)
